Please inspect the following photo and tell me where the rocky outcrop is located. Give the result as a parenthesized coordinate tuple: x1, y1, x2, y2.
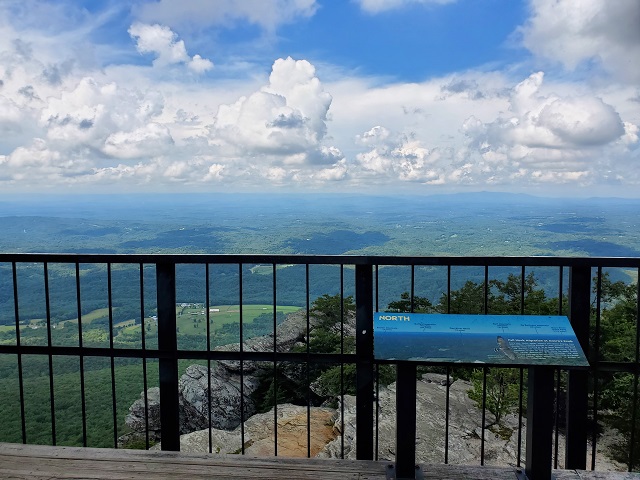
(153, 404, 338, 457)
(319, 373, 625, 470)
(124, 309, 349, 443)
(120, 387, 162, 445)
(319, 374, 516, 464)
(130, 372, 624, 469)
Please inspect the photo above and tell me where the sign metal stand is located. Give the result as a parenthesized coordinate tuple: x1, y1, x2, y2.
(374, 313, 589, 480)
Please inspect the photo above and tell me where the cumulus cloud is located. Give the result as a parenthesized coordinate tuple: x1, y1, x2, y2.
(357, 0, 456, 14)
(520, 0, 640, 82)
(134, 0, 317, 32)
(209, 57, 334, 164)
(128, 23, 213, 73)
(103, 123, 174, 159)
(461, 72, 637, 184)
(0, 138, 93, 183)
(39, 76, 168, 153)
(355, 126, 443, 183)
(465, 72, 625, 151)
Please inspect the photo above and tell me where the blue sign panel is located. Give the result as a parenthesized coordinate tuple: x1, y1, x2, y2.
(373, 313, 589, 366)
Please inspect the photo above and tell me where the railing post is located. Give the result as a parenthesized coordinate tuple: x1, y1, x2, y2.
(355, 264, 374, 460)
(526, 366, 554, 480)
(157, 262, 180, 451)
(396, 362, 418, 479)
(566, 265, 590, 469)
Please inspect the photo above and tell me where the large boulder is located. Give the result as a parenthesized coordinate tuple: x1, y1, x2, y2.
(123, 309, 339, 442)
(153, 404, 338, 457)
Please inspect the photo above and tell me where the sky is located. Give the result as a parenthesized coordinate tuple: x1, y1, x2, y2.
(0, 0, 639, 197)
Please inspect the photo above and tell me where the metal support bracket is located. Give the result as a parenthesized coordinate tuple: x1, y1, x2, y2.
(385, 463, 424, 480)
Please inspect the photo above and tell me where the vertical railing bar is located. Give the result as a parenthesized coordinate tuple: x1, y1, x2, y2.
(445, 264, 452, 463)
(635, 267, 640, 366)
(517, 367, 524, 467)
(556, 265, 563, 466)
(239, 263, 245, 455)
(340, 264, 345, 460)
(157, 262, 179, 451)
(631, 269, 640, 471)
(12, 262, 27, 444)
(375, 265, 379, 313)
(445, 365, 450, 464)
(555, 265, 564, 468)
(374, 264, 379, 461)
(206, 263, 212, 455)
(554, 368, 561, 469)
(481, 265, 488, 466)
(374, 363, 380, 461)
(631, 372, 639, 472)
(139, 263, 150, 450)
(566, 265, 590, 470)
(517, 266, 525, 467)
(273, 262, 278, 457)
(516, 265, 525, 466)
(355, 264, 374, 461)
(107, 263, 118, 448)
(44, 262, 57, 446)
(481, 366, 487, 465)
(592, 266, 602, 470)
(447, 265, 451, 314)
(520, 265, 526, 314)
(75, 262, 87, 447)
(483, 265, 489, 315)
(306, 263, 311, 458)
(410, 264, 415, 313)
(559, 266, 564, 316)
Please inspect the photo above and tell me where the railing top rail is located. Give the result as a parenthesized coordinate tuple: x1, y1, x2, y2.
(1, 253, 640, 268)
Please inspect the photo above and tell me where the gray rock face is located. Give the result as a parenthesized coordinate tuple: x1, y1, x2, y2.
(179, 363, 259, 432)
(121, 387, 162, 446)
(126, 370, 624, 469)
(155, 404, 338, 457)
(124, 310, 339, 442)
(318, 378, 624, 470)
(320, 378, 492, 463)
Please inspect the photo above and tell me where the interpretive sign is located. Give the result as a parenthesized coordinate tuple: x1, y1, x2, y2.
(373, 313, 589, 367)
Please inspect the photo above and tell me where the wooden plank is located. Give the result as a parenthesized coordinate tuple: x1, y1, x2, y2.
(0, 444, 637, 480)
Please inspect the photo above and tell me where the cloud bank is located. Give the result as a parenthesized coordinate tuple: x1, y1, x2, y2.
(0, 0, 638, 195)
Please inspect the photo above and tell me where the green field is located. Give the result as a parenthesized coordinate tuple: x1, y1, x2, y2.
(1, 304, 301, 345)
(0, 303, 300, 447)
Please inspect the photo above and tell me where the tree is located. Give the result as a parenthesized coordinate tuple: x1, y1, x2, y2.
(439, 280, 485, 314)
(386, 291, 435, 313)
(311, 294, 355, 328)
(468, 368, 521, 426)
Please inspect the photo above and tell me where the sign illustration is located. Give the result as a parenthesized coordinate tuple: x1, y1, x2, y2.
(373, 313, 589, 367)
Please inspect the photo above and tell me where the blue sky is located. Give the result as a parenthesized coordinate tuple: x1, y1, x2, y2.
(0, 0, 638, 196)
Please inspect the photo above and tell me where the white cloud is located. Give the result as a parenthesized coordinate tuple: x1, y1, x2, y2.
(465, 72, 626, 152)
(188, 54, 214, 73)
(1, 0, 639, 195)
(209, 57, 334, 164)
(355, 126, 443, 183)
(39, 76, 167, 155)
(128, 22, 213, 73)
(313, 159, 348, 181)
(134, 0, 317, 32)
(460, 72, 638, 185)
(520, 0, 640, 83)
(103, 123, 174, 159)
(357, 0, 456, 14)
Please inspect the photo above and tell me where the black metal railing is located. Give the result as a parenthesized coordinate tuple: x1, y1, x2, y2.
(0, 254, 639, 476)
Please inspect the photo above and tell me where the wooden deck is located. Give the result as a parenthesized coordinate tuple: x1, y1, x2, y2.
(0, 443, 638, 480)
